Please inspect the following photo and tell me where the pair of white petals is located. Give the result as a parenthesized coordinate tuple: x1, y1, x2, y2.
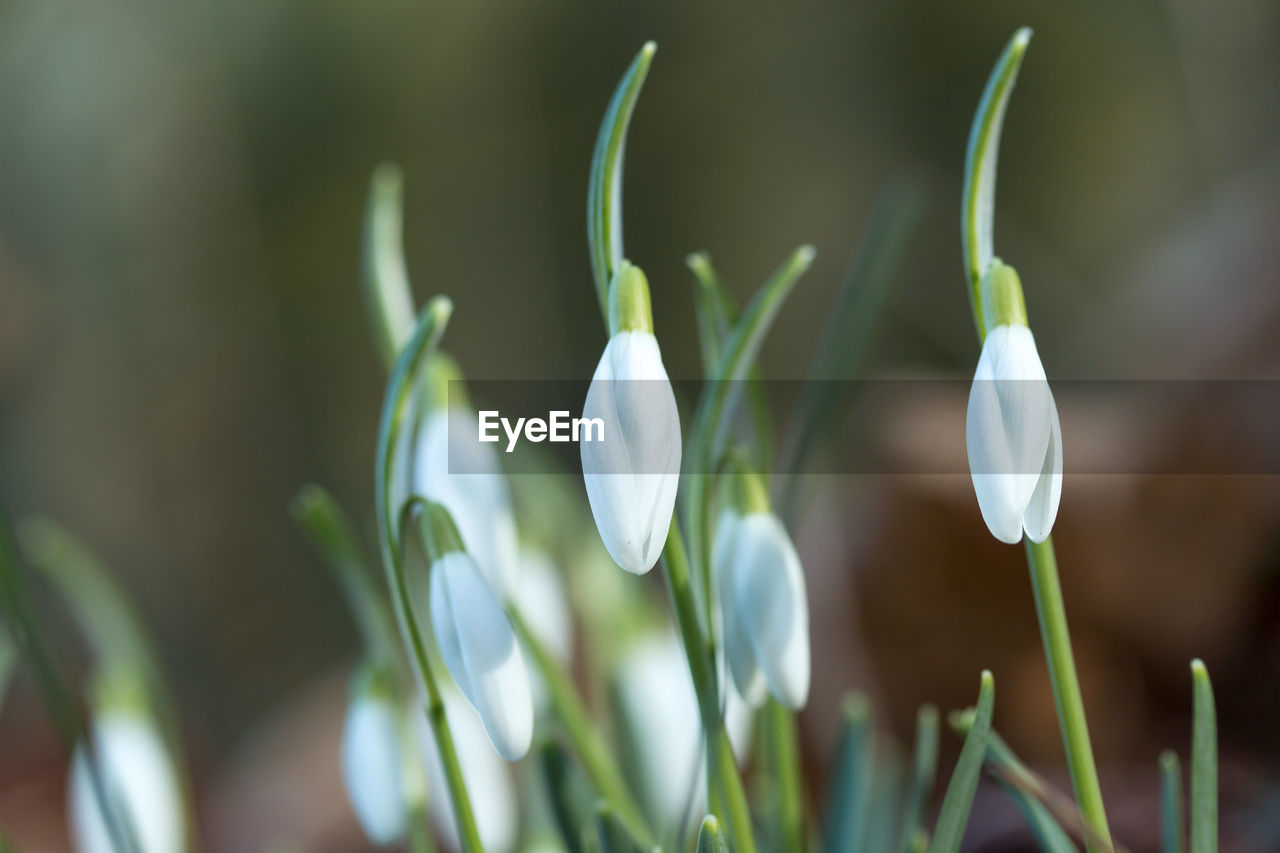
(581, 331, 682, 575)
(341, 690, 408, 847)
(430, 551, 533, 762)
(713, 510, 811, 711)
(68, 713, 185, 853)
(965, 324, 1062, 544)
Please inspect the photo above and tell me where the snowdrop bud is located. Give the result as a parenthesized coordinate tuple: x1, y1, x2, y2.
(341, 663, 407, 847)
(613, 631, 752, 833)
(424, 503, 533, 761)
(966, 260, 1062, 545)
(420, 687, 518, 853)
(582, 262, 682, 575)
(68, 711, 185, 853)
(714, 494, 810, 710)
(414, 356, 519, 598)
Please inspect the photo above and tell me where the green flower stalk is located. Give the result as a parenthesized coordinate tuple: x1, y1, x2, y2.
(961, 28, 1111, 853)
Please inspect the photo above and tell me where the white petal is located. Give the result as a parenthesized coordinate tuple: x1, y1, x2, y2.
(614, 631, 704, 832)
(712, 510, 766, 706)
(69, 714, 185, 853)
(731, 514, 811, 710)
(415, 408, 520, 598)
(1022, 391, 1063, 543)
(420, 686, 518, 853)
(966, 325, 1053, 544)
(430, 552, 533, 760)
(581, 332, 682, 575)
(342, 694, 407, 846)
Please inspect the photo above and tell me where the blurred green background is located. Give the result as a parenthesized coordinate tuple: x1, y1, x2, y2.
(2, 0, 1280, 850)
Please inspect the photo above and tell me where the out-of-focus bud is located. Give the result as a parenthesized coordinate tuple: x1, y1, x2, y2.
(581, 262, 682, 575)
(68, 710, 185, 853)
(414, 355, 520, 598)
(341, 662, 407, 847)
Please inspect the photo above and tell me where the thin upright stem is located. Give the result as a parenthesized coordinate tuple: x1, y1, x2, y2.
(661, 523, 756, 853)
(1025, 536, 1112, 853)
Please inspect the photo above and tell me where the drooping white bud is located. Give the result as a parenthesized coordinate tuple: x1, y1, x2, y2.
(341, 667, 407, 847)
(714, 510, 811, 710)
(613, 631, 752, 833)
(429, 548, 533, 761)
(419, 686, 518, 853)
(581, 264, 681, 575)
(68, 712, 185, 853)
(965, 324, 1062, 544)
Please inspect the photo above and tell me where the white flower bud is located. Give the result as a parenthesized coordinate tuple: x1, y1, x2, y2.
(714, 510, 811, 710)
(415, 406, 520, 598)
(419, 687, 517, 853)
(68, 713, 185, 853)
(965, 323, 1062, 544)
(429, 550, 532, 761)
(341, 670, 407, 847)
(580, 330, 682, 575)
(614, 631, 752, 833)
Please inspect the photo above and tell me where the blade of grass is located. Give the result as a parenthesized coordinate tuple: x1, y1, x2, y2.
(780, 183, 922, 522)
(961, 28, 1032, 339)
(761, 698, 804, 853)
(362, 162, 417, 369)
(896, 705, 940, 853)
(928, 670, 995, 853)
(1190, 660, 1216, 853)
(588, 42, 656, 320)
(687, 253, 774, 474)
(291, 485, 398, 664)
(697, 815, 731, 853)
(822, 693, 874, 853)
(1160, 750, 1185, 853)
(685, 246, 815, 629)
(596, 801, 650, 853)
(541, 739, 592, 853)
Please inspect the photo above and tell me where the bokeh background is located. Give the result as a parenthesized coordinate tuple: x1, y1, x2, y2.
(2, 0, 1280, 850)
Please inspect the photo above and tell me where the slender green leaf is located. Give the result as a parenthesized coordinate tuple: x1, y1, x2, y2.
(866, 739, 903, 853)
(781, 183, 922, 521)
(697, 815, 731, 853)
(291, 485, 398, 663)
(510, 604, 652, 843)
(685, 246, 814, 624)
(961, 27, 1032, 339)
(540, 738, 592, 853)
(928, 670, 995, 853)
(588, 42, 656, 320)
(822, 693, 874, 853)
(596, 801, 649, 853)
(1161, 750, 1186, 853)
(363, 162, 417, 369)
(896, 705, 940, 853)
(0, 512, 141, 853)
(1190, 660, 1217, 853)
(687, 253, 774, 473)
(761, 698, 804, 853)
